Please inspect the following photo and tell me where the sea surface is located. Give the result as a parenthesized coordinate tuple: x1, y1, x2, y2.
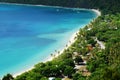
(0, 3, 97, 77)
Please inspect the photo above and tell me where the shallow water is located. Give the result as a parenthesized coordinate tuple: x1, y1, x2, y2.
(0, 3, 97, 77)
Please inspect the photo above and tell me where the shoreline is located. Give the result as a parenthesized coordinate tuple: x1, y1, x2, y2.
(0, 2, 101, 14)
(13, 30, 79, 77)
(41, 9, 101, 63)
(0, 2, 101, 78)
(44, 31, 79, 62)
(91, 9, 101, 16)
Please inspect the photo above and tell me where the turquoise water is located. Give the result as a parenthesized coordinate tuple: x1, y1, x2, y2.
(0, 3, 97, 77)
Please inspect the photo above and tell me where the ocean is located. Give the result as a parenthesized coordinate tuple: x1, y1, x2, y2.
(0, 3, 97, 77)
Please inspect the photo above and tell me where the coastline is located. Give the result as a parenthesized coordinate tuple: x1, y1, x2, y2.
(44, 31, 79, 62)
(0, 2, 101, 14)
(13, 30, 79, 77)
(43, 9, 101, 64)
(0, 2, 101, 78)
(91, 9, 101, 16)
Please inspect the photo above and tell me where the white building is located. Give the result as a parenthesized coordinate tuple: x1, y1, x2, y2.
(49, 77, 55, 80)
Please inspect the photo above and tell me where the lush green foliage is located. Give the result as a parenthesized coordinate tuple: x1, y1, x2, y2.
(1, 0, 120, 80)
(13, 58, 76, 80)
(86, 14, 120, 80)
(2, 74, 14, 80)
(73, 73, 86, 80)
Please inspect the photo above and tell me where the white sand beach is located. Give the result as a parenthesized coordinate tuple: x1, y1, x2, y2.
(43, 8, 101, 63)
(0, 2, 101, 78)
(13, 30, 79, 77)
(92, 9, 101, 16)
(13, 9, 101, 78)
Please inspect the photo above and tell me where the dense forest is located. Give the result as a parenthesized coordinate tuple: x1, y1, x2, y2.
(1, 0, 120, 80)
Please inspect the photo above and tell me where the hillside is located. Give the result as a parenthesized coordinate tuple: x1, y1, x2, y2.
(1, 0, 120, 80)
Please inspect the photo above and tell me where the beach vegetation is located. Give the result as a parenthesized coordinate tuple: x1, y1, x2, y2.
(2, 74, 14, 80)
(1, 0, 120, 80)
